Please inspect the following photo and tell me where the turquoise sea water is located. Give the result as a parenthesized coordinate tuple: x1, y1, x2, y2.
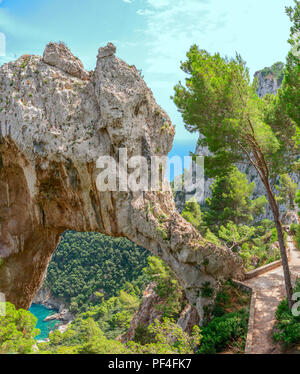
(29, 304, 61, 340)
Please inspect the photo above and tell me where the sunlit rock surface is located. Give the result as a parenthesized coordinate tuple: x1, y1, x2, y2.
(0, 43, 244, 320)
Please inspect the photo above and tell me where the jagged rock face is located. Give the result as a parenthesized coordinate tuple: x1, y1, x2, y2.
(254, 70, 282, 98)
(177, 304, 200, 335)
(121, 283, 165, 342)
(0, 43, 244, 320)
(121, 282, 199, 342)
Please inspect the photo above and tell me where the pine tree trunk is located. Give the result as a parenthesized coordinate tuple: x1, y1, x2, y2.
(264, 180, 294, 309)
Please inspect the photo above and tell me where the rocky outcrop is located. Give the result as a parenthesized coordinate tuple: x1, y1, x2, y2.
(0, 42, 244, 321)
(122, 282, 198, 342)
(43, 42, 90, 81)
(121, 283, 164, 342)
(43, 308, 73, 323)
(254, 67, 283, 98)
(177, 304, 200, 335)
(282, 210, 299, 226)
(33, 287, 66, 311)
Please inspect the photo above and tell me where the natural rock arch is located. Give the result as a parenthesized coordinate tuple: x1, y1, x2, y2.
(0, 42, 244, 321)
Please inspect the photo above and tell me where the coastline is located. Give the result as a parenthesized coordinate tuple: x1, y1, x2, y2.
(32, 287, 75, 337)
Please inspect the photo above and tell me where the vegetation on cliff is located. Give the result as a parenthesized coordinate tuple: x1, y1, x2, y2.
(1, 0, 299, 356)
(260, 62, 285, 83)
(173, 25, 299, 306)
(0, 303, 40, 354)
(44, 231, 149, 313)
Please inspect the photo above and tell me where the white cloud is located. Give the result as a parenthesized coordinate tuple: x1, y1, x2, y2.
(122, 0, 133, 3)
(136, 0, 218, 74)
(137, 9, 154, 16)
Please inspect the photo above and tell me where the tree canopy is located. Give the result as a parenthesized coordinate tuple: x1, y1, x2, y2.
(173, 39, 296, 307)
(0, 302, 40, 354)
(204, 167, 267, 232)
(44, 231, 149, 312)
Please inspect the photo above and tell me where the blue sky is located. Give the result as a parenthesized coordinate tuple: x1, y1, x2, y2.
(0, 0, 295, 155)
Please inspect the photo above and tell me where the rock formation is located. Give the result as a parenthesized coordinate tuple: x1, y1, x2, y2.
(121, 283, 165, 342)
(254, 65, 284, 98)
(121, 282, 199, 342)
(0, 42, 244, 321)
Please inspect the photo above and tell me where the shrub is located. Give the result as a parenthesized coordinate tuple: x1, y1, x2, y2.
(197, 309, 249, 354)
(273, 279, 300, 348)
(290, 223, 297, 235)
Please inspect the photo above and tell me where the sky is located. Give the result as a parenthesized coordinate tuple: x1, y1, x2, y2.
(0, 0, 295, 156)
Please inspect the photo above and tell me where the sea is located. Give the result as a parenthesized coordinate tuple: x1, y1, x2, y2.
(29, 304, 61, 340)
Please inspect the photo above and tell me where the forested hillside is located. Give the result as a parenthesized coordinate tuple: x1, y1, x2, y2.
(43, 231, 150, 312)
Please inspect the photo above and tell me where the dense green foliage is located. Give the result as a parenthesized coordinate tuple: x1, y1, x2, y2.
(294, 191, 300, 249)
(238, 225, 282, 271)
(36, 256, 200, 354)
(261, 62, 285, 83)
(275, 174, 298, 209)
(181, 194, 280, 271)
(273, 279, 300, 348)
(295, 225, 300, 250)
(198, 310, 249, 354)
(198, 281, 250, 354)
(281, 0, 300, 127)
(37, 316, 202, 354)
(181, 197, 204, 233)
(0, 302, 40, 354)
(2, 253, 251, 355)
(143, 256, 186, 320)
(36, 265, 249, 354)
(45, 231, 149, 312)
(203, 167, 267, 232)
(295, 190, 300, 212)
(78, 290, 140, 340)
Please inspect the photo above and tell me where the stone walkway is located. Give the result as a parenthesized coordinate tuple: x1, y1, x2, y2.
(244, 237, 300, 354)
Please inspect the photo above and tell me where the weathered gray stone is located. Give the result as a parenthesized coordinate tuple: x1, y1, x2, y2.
(43, 42, 90, 81)
(97, 42, 117, 59)
(0, 43, 244, 321)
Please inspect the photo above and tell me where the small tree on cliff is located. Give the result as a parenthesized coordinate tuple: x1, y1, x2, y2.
(173, 47, 296, 308)
(204, 166, 267, 233)
(275, 174, 298, 210)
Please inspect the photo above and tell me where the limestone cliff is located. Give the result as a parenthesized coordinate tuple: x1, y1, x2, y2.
(0, 42, 244, 321)
(254, 62, 284, 98)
